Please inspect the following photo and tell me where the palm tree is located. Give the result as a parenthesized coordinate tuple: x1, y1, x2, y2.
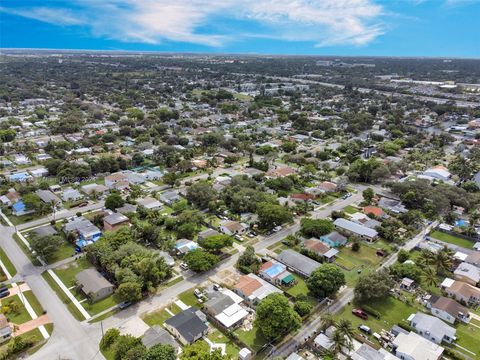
(422, 266, 438, 287)
(319, 313, 336, 332)
(417, 249, 435, 267)
(435, 249, 453, 276)
(331, 329, 349, 355)
(336, 319, 355, 343)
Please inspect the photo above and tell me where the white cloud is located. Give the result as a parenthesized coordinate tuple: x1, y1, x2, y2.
(1, 0, 386, 48)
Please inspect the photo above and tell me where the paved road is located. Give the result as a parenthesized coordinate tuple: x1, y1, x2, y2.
(0, 182, 363, 360)
(0, 223, 104, 360)
(268, 220, 439, 358)
(261, 75, 480, 108)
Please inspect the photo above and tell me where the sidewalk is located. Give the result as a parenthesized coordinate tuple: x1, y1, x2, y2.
(0, 256, 50, 340)
(46, 269, 91, 320)
(14, 314, 51, 336)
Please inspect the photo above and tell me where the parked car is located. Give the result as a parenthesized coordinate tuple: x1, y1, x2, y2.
(273, 226, 282, 232)
(180, 262, 189, 271)
(235, 234, 243, 242)
(118, 301, 132, 309)
(358, 324, 372, 334)
(352, 308, 368, 320)
(0, 286, 8, 293)
(0, 290, 9, 299)
(194, 288, 203, 298)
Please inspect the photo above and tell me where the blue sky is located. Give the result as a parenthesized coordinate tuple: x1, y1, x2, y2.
(0, 0, 479, 57)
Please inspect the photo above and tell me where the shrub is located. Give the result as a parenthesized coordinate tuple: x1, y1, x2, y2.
(100, 328, 120, 349)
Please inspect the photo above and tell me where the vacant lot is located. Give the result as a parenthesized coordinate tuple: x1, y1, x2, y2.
(429, 230, 474, 249)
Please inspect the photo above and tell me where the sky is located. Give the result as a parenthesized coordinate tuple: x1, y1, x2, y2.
(0, 0, 479, 57)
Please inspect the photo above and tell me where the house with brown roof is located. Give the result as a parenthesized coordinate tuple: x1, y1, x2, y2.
(289, 193, 316, 203)
(363, 206, 385, 218)
(303, 239, 338, 262)
(427, 295, 470, 324)
(266, 166, 297, 178)
(441, 278, 480, 306)
(233, 273, 282, 307)
(220, 220, 247, 236)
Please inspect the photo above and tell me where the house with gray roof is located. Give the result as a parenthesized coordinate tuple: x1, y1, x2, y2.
(277, 249, 321, 277)
(75, 268, 114, 302)
(36, 189, 62, 207)
(142, 325, 179, 350)
(164, 307, 208, 345)
(333, 218, 378, 241)
(408, 312, 456, 344)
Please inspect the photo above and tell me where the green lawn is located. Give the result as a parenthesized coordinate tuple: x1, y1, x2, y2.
(22, 290, 44, 316)
(178, 288, 200, 307)
(142, 303, 182, 327)
(429, 230, 474, 249)
(234, 326, 269, 352)
(13, 233, 41, 266)
(335, 297, 419, 343)
(320, 196, 336, 205)
(335, 244, 383, 286)
(1, 294, 32, 324)
(41, 271, 86, 321)
(0, 247, 16, 277)
(285, 274, 311, 298)
(206, 328, 241, 357)
(81, 293, 122, 316)
(54, 257, 92, 287)
(343, 205, 358, 215)
(452, 321, 480, 357)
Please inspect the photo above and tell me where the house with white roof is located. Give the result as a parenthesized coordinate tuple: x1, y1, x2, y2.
(454, 262, 480, 285)
(393, 331, 443, 360)
(408, 312, 456, 344)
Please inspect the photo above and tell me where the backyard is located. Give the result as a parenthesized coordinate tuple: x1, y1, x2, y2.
(429, 230, 474, 249)
(334, 243, 383, 286)
(234, 325, 269, 353)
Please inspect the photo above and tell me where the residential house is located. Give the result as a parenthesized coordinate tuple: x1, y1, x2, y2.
(220, 220, 248, 236)
(426, 295, 470, 324)
(203, 289, 249, 330)
(29, 167, 49, 178)
(303, 239, 338, 262)
(81, 183, 109, 197)
(116, 203, 137, 214)
(8, 172, 32, 182)
(289, 193, 316, 203)
(198, 228, 220, 241)
(157, 251, 175, 267)
(277, 249, 321, 277)
(265, 166, 297, 178)
(0, 314, 12, 343)
(142, 325, 179, 350)
(233, 273, 282, 307)
(159, 190, 181, 205)
(103, 212, 130, 232)
(62, 188, 83, 202)
(259, 260, 295, 286)
(104, 172, 130, 190)
(351, 343, 398, 360)
(164, 307, 208, 345)
(136, 196, 163, 211)
(378, 197, 407, 214)
(333, 218, 378, 241)
(421, 166, 451, 182)
(64, 217, 102, 248)
(441, 278, 480, 306)
(12, 201, 34, 216)
(454, 262, 480, 285)
(392, 331, 443, 360)
(175, 239, 198, 255)
(75, 268, 114, 302)
(312, 332, 333, 353)
(0, 189, 20, 206)
(465, 252, 480, 268)
(408, 312, 456, 344)
(31, 225, 58, 238)
(363, 206, 386, 218)
(36, 190, 62, 208)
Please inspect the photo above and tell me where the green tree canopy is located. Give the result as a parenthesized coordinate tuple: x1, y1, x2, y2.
(307, 264, 345, 299)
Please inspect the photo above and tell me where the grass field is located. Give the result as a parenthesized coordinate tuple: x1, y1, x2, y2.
(453, 321, 480, 358)
(1, 294, 32, 324)
(41, 271, 86, 321)
(178, 288, 201, 307)
(285, 274, 311, 298)
(54, 257, 92, 287)
(22, 290, 44, 316)
(0, 248, 16, 277)
(335, 244, 383, 286)
(81, 293, 121, 316)
(206, 328, 241, 357)
(142, 303, 182, 326)
(343, 205, 358, 214)
(335, 297, 418, 343)
(429, 230, 474, 249)
(234, 326, 269, 352)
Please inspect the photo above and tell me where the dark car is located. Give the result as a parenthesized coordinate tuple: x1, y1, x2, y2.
(352, 308, 368, 320)
(118, 301, 132, 309)
(0, 290, 10, 299)
(0, 286, 9, 293)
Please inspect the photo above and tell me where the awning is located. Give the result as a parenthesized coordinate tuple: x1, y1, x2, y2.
(281, 274, 295, 284)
